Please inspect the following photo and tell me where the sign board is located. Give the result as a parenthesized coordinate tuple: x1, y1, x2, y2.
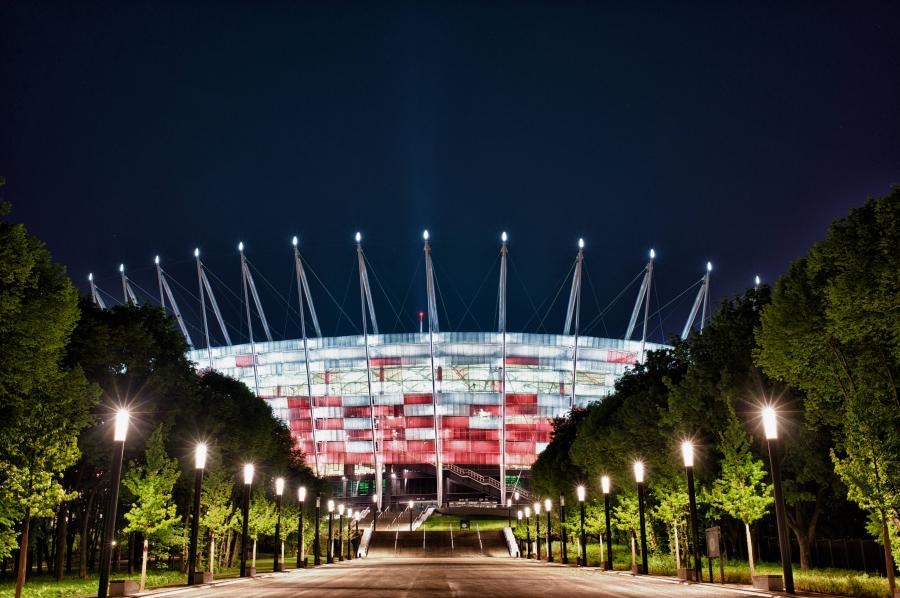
(460, 519, 470, 529)
(705, 526, 721, 558)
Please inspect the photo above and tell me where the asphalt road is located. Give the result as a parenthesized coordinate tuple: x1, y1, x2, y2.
(144, 558, 779, 598)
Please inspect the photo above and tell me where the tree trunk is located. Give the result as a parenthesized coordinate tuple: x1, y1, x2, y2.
(673, 520, 681, 569)
(209, 535, 215, 574)
(252, 539, 257, 569)
(14, 511, 30, 598)
(55, 503, 68, 581)
(881, 511, 896, 596)
(139, 538, 149, 592)
(65, 527, 74, 574)
(744, 523, 756, 577)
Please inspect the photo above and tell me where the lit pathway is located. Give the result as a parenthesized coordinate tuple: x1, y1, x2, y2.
(140, 558, 786, 598)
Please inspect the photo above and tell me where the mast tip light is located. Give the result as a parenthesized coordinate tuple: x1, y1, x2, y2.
(707, 261, 713, 272)
(119, 263, 124, 272)
(194, 248, 200, 257)
(154, 255, 159, 264)
(292, 235, 298, 247)
(649, 248, 656, 259)
(755, 275, 761, 286)
(355, 232, 362, 243)
(501, 231, 508, 243)
(578, 238, 585, 249)
(238, 241, 244, 252)
(423, 229, 429, 241)
(88, 273, 93, 281)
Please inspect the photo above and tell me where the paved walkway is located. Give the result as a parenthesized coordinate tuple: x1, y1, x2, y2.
(137, 558, 795, 598)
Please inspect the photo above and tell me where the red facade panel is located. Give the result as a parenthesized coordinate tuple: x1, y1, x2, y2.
(404, 394, 433, 404)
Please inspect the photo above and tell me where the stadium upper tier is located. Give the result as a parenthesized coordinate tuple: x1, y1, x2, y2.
(187, 332, 667, 477)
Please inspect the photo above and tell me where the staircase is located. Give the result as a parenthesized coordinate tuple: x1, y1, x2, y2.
(445, 463, 531, 501)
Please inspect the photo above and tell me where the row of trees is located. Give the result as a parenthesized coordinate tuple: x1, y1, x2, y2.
(530, 190, 899, 589)
(0, 194, 317, 597)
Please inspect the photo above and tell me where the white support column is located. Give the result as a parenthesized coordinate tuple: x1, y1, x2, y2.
(640, 250, 654, 363)
(293, 236, 321, 479)
(700, 262, 711, 331)
(498, 231, 509, 507)
(155, 256, 165, 307)
(564, 239, 585, 409)
(423, 230, 442, 508)
(356, 233, 382, 510)
(681, 263, 712, 341)
(195, 249, 213, 369)
(88, 273, 107, 309)
(239, 242, 261, 397)
(119, 264, 138, 305)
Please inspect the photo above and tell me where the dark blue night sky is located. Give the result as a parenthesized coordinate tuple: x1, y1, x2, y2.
(2, 1, 899, 344)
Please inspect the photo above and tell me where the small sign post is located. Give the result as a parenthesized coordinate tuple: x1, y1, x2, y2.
(705, 526, 724, 584)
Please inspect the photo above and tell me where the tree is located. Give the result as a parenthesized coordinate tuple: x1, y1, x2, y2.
(705, 418, 773, 577)
(757, 191, 900, 593)
(200, 468, 237, 573)
(122, 425, 181, 591)
(652, 483, 690, 569)
(237, 487, 277, 570)
(0, 200, 98, 598)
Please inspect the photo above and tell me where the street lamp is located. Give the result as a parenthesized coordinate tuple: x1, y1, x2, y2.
(560, 495, 568, 564)
(534, 502, 542, 560)
(409, 500, 414, 532)
(602, 475, 612, 570)
(372, 494, 378, 532)
(274, 478, 284, 572)
(187, 443, 207, 585)
(98, 409, 129, 598)
(517, 510, 524, 558)
(240, 464, 254, 577)
(577, 485, 586, 567)
(297, 486, 306, 568)
(346, 509, 353, 560)
(507, 497, 513, 528)
(763, 407, 794, 593)
(326, 500, 334, 564)
(545, 498, 553, 562)
(682, 441, 702, 582)
(337, 504, 345, 561)
(314, 495, 321, 566)
(634, 461, 648, 575)
(524, 506, 533, 558)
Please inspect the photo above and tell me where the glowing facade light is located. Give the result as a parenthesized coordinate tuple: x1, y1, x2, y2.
(195, 443, 208, 469)
(338, 503, 345, 516)
(292, 235, 298, 247)
(154, 255, 160, 265)
(578, 238, 585, 249)
(650, 248, 656, 259)
(707, 261, 713, 272)
(119, 263, 125, 273)
(524, 506, 531, 517)
(113, 409, 130, 442)
(355, 232, 362, 243)
(501, 231, 508, 243)
(194, 248, 200, 258)
(243, 463, 254, 485)
(327, 499, 334, 513)
(544, 498, 552, 512)
(533, 502, 541, 515)
(681, 441, 694, 468)
(576, 485, 586, 502)
(298, 486, 306, 502)
(275, 477, 285, 496)
(762, 406, 778, 439)
(238, 241, 244, 252)
(633, 461, 645, 484)
(423, 229, 429, 241)
(601, 475, 610, 494)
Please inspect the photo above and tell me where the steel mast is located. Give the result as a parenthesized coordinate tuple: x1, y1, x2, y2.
(238, 242, 262, 396)
(119, 264, 139, 305)
(498, 231, 509, 507)
(563, 239, 585, 409)
(680, 262, 712, 340)
(356, 232, 382, 510)
(88, 273, 107, 309)
(293, 235, 322, 478)
(194, 248, 231, 369)
(155, 256, 193, 348)
(624, 249, 655, 363)
(423, 230, 443, 507)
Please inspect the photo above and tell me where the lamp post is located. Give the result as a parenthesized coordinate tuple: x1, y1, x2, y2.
(682, 442, 702, 582)
(560, 495, 568, 564)
(372, 493, 378, 533)
(313, 495, 321, 566)
(409, 500, 414, 532)
(517, 510, 524, 557)
(577, 485, 586, 567)
(346, 509, 353, 560)
(534, 502, 542, 560)
(763, 407, 795, 593)
(240, 464, 253, 577)
(524, 506, 532, 558)
(187, 443, 207, 585)
(602, 475, 613, 570)
(297, 487, 306, 568)
(274, 477, 284, 572)
(507, 497, 513, 528)
(98, 409, 129, 598)
(326, 499, 334, 564)
(634, 461, 648, 575)
(545, 498, 553, 562)
(337, 504, 345, 561)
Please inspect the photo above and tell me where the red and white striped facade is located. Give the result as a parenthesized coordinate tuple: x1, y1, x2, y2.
(188, 332, 666, 478)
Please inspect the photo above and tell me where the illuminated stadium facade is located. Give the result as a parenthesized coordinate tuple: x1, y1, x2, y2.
(92, 232, 712, 506)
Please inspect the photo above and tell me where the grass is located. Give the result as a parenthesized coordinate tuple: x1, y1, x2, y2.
(0, 556, 286, 598)
(420, 514, 510, 531)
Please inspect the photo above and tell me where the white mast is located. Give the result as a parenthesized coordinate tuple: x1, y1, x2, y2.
(681, 262, 712, 340)
(356, 232, 382, 510)
(498, 231, 508, 507)
(155, 256, 193, 348)
(195, 248, 231, 369)
(624, 249, 655, 363)
(88, 273, 107, 309)
(239, 242, 262, 396)
(293, 235, 322, 478)
(423, 230, 443, 507)
(119, 264, 139, 305)
(563, 239, 585, 409)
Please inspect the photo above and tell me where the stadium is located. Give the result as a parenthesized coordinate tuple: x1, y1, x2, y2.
(91, 233, 711, 508)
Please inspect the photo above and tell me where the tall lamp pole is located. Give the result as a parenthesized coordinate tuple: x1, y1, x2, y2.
(98, 409, 129, 598)
(682, 442, 702, 582)
(337, 504, 345, 561)
(545, 498, 554, 563)
(240, 464, 253, 577)
(409, 500, 414, 532)
(534, 502, 542, 560)
(763, 407, 794, 593)
(297, 487, 306, 568)
(187, 443, 207, 585)
(602, 475, 613, 570)
(274, 478, 284, 572)
(372, 493, 379, 533)
(346, 509, 353, 560)
(517, 510, 524, 557)
(577, 485, 587, 567)
(524, 507, 533, 558)
(560, 495, 568, 564)
(507, 498, 513, 528)
(326, 500, 334, 564)
(313, 495, 321, 566)
(634, 462, 648, 575)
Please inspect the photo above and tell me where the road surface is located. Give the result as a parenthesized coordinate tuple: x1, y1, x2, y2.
(144, 558, 780, 598)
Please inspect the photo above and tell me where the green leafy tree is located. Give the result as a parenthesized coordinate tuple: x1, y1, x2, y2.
(122, 425, 181, 591)
(704, 418, 773, 576)
(200, 468, 237, 573)
(652, 483, 690, 569)
(236, 487, 277, 569)
(0, 200, 98, 598)
(756, 190, 900, 593)
(612, 494, 656, 567)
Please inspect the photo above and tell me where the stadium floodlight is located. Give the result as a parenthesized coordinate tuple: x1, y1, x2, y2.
(423, 229, 429, 241)
(707, 261, 713, 272)
(292, 235, 298, 247)
(119, 263, 125, 273)
(154, 255, 160, 265)
(89, 273, 93, 281)
(355, 232, 362, 243)
(650, 248, 656, 259)
(755, 275, 761, 287)
(238, 241, 244, 252)
(501, 231, 508, 243)
(194, 248, 200, 258)
(578, 238, 585, 249)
